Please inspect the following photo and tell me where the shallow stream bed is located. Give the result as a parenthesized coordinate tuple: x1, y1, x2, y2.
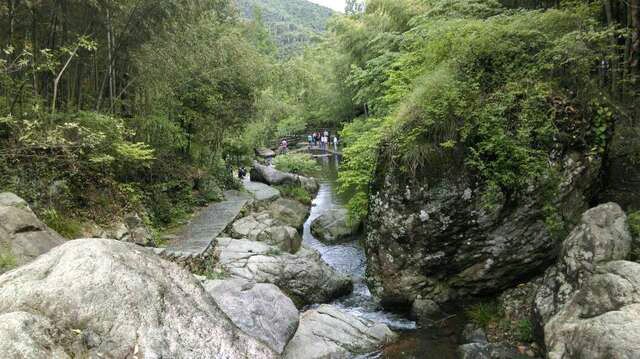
(303, 154, 462, 358)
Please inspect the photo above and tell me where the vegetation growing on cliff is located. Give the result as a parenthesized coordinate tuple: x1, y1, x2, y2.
(332, 0, 640, 223)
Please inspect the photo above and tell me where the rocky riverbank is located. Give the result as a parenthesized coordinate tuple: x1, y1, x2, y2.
(0, 162, 399, 358)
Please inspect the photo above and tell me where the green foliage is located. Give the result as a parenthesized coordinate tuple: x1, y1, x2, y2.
(274, 153, 319, 176)
(337, 117, 387, 221)
(516, 319, 535, 343)
(41, 209, 82, 239)
(333, 0, 619, 221)
(277, 185, 312, 205)
(465, 301, 501, 329)
(628, 211, 640, 239)
(0, 246, 17, 273)
(236, 0, 335, 57)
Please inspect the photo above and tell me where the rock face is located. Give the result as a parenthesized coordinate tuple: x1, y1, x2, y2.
(215, 238, 352, 306)
(0, 311, 73, 358)
(283, 304, 397, 359)
(0, 239, 277, 358)
(0, 193, 65, 272)
(251, 162, 319, 194)
(365, 152, 600, 306)
(231, 212, 302, 253)
(545, 260, 640, 359)
(534, 203, 631, 324)
(598, 118, 640, 210)
(310, 208, 360, 243)
(203, 278, 299, 354)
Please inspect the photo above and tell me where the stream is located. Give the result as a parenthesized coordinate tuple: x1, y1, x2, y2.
(303, 154, 462, 358)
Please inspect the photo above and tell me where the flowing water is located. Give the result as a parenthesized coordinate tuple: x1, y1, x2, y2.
(303, 154, 462, 358)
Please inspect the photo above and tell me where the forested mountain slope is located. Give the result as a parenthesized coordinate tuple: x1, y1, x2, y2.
(235, 0, 336, 56)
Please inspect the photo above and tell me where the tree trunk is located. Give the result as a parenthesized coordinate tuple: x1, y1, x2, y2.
(107, 8, 115, 112)
(603, 0, 619, 96)
(631, 0, 640, 70)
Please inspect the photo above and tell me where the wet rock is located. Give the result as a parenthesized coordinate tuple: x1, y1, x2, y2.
(0, 239, 277, 358)
(283, 304, 397, 358)
(365, 152, 600, 306)
(310, 208, 360, 243)
(458, 342, 523, 359)
(534, 203, 631, 324)
(411, 298, 444, 324)
(0, 194, 65, 272)
(458, 325, 525, 359)
(215, 238, 352, 306)
(545, 260, 640, 359)
(203, 278, 299, 354)
(463, 324, 488, 344)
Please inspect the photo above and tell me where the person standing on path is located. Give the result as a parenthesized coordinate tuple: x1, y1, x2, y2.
(308, 134, 313, 148)
(333, 135, 339, 151)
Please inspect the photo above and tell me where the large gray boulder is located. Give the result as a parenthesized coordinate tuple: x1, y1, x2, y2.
(0, 194, 65, 273)
(310, 208, 360, 243)
(203, 278, 299, 354)
(283, 304, 396, 358)
(365, 151, 600, 307)
(231, 213, 302, 253)
(215, 238, 352, 306)
(244, 181, 281, 203)
(251, 162, 319, 194)
(0, 239, 277, 358)
(545, 261, 640, 359)
(269, 198, 309, 230)
(534, 203, 631, 324)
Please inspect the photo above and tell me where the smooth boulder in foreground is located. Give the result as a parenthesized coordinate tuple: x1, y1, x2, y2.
(283, 304, 397, 358)
(204, 278, 299, 354)
(0, 238, 276, 358)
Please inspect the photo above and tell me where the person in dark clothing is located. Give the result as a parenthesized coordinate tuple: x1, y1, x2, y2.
(238, 166, 247, 179)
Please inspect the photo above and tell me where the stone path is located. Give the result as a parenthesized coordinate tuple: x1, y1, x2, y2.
(163, 190, 250, 259)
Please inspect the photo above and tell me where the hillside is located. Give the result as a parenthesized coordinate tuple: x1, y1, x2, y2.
(234, 0, 336, 56)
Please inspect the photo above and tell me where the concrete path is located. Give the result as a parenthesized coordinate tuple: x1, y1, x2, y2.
(164, 190, 250, 258)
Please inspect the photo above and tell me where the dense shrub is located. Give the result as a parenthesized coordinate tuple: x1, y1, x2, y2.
(273, 153, 319, 176)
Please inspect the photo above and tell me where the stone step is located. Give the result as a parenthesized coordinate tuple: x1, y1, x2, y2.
(162, 190, 250, 272)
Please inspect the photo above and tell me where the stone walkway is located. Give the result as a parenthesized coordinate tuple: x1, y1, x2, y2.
(164, 190, 250, 259)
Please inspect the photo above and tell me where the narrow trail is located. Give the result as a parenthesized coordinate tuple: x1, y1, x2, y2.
(165, 190, 250, 258)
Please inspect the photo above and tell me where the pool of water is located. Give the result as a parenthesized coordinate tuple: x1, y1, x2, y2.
(303, 155, 462, 358)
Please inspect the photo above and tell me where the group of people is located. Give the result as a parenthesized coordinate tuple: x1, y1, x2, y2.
(308, 130, 338, 152)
